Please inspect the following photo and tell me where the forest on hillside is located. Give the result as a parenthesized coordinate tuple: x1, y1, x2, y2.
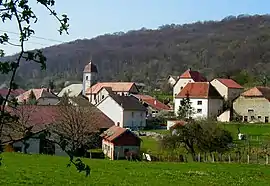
(1, 14, 270, 90)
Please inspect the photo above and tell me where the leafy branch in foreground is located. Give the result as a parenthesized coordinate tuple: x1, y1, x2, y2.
(0, 0, 89, 176)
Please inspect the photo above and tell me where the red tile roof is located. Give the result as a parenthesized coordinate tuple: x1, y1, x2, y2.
(179, 69, 207, 82)
(0, 88, 25, 97)
(86, 82, 138, 94)
(216, 78, 243, 89)
(241, 86, 270, 101)
(16, 88, 58, 102)
(101, 125, 139, 142)
(132, 94, 172, 111)
(176, 82, 222, 99)
(83, 61, 98, 73)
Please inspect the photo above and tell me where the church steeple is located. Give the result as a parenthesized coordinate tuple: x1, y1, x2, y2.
(82, 60, 98, 96)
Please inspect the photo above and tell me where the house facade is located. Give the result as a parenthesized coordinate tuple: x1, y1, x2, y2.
(86, 82, 139, 105)
(174, 82, 223, 119)
(101, 126, 141, 160)
(167, 75, 178, 87)
(173, 68, 207, 100)
(16, 88, 59, 105)
(96, 94, 146, 129)
(233, 86, 270, 123)
(210, 78, 243, 102)
(132, 94, 172, 118)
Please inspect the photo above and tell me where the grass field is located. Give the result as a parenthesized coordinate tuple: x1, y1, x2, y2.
(1, 153, 270, 185)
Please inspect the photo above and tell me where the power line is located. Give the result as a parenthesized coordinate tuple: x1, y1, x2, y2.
(4, 38, 50, 46)
(0, 29, 64, 43)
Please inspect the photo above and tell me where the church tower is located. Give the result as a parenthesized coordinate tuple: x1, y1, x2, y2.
(82, 61, 98, 96)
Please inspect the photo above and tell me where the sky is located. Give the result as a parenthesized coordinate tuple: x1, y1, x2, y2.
(1, 0, 270, 55)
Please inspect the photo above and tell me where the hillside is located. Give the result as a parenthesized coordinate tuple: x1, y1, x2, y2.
(2, 14, 270, 89)
(1, 153, 270, 185)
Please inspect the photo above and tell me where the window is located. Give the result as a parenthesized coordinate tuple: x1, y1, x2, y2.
(248, 109, 254, 112)
(265, 116, 269, 123)
(197, 109, 202, 113)
(180, 86, 183, 90)
(251, 116, 255, 120)
(102, 95, 104, 99)
(197, 101, 202, 105)
(258, 116, 262, 119)
(86, 76, 88, 80)
(244, 116, 248, 122)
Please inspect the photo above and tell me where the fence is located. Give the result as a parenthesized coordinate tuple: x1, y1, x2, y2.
(144, 152, 270, 165)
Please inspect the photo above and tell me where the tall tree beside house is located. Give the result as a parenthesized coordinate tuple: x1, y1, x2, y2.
(0, 0, 90, 176)
(27, 90, 37, 105)
(177, 93, 194, 119)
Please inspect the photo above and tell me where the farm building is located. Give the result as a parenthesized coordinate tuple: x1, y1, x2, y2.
(101, 126, 141, 160)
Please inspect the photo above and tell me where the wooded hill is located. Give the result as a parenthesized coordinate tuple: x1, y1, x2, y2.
(1, 14, 270, 90)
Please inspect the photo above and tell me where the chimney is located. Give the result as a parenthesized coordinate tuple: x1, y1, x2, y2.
(154, 100, 157, 105)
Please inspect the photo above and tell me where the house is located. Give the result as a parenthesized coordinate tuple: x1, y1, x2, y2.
(233, 86, 270, 123)
(132, 94, 172, 117)
(100, 125, 141, 160)
(174, 82, 223, 119)
(2, 106, 66, 155)
(210, 78, 244, 102)
(96, 94, 146, 130)
(0, 88, 25, 104)
(173, 68, 207, 100)
(2, 104, 114, 155)
(86, 82, 139, 105)
(16, 88, 59, 105)
(167, 75, 178, 87)
(58, 84, 83, 97)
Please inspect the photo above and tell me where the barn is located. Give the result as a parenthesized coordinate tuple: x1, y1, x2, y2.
(100, 125, 141, 160)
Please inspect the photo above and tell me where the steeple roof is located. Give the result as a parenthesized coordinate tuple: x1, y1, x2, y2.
(83, 61, 98, 73)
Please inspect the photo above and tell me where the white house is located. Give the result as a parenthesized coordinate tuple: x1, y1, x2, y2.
(16, 88, 59, 105)
(210, 78, 244, 102)
(167, 75, 178, 87)
(173, 68, 207, 100)
(174, 82, 223, 119)
(58, 83, 83, 97)
(86, 82, 139, 105)
(96, 94, 146, 130)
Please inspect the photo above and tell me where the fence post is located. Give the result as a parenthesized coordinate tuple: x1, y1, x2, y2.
(212, 153, 215, 163)
(247, 154, 249, 164)
(228, 154, 231, 163)
(198, 153, 200, 162)
(266, 154, 269, 165)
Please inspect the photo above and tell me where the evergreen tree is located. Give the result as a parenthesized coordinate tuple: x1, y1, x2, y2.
(27, 90, 37, 105)
(177, 93, 194, 119)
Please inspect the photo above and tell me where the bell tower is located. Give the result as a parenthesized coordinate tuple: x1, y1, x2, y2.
(82, 60, 98, 96)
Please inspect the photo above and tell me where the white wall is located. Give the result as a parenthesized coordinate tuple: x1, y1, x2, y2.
(123, 110, 146, 129)
(217, 110, 230, 122)
(173, 78, 194, 99)
(37, 97, 59, 105)
(210, 80, 228, 100)
(174, 98, 208, 119)
(82, 72, 98, 96)
(114, 146, 140, 159)
(97, 96, 123, 127)
(96, 88, 110, 104)
(168, 77, 176, 86)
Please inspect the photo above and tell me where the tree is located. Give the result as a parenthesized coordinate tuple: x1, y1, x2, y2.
(27, 90, 37, 105)
(51, 102, 100, 157)
(161, 120, 233, 161)
(0, 0, 90, 176)
(177, 93, 194, 119)
(48, 80, 55, 90)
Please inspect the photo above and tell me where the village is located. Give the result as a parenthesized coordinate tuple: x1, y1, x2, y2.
(0, 60, 268, 161)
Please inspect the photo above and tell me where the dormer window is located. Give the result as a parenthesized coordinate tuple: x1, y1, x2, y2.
(86, 76, 88, 80)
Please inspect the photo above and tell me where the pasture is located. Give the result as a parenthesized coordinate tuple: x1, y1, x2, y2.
(1, 153, 270, 185)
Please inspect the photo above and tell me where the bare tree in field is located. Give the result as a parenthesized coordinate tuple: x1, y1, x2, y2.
(52, 102, 101, 157)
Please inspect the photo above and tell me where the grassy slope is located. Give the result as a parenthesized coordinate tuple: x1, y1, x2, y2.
(1, 153, 270, 186)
